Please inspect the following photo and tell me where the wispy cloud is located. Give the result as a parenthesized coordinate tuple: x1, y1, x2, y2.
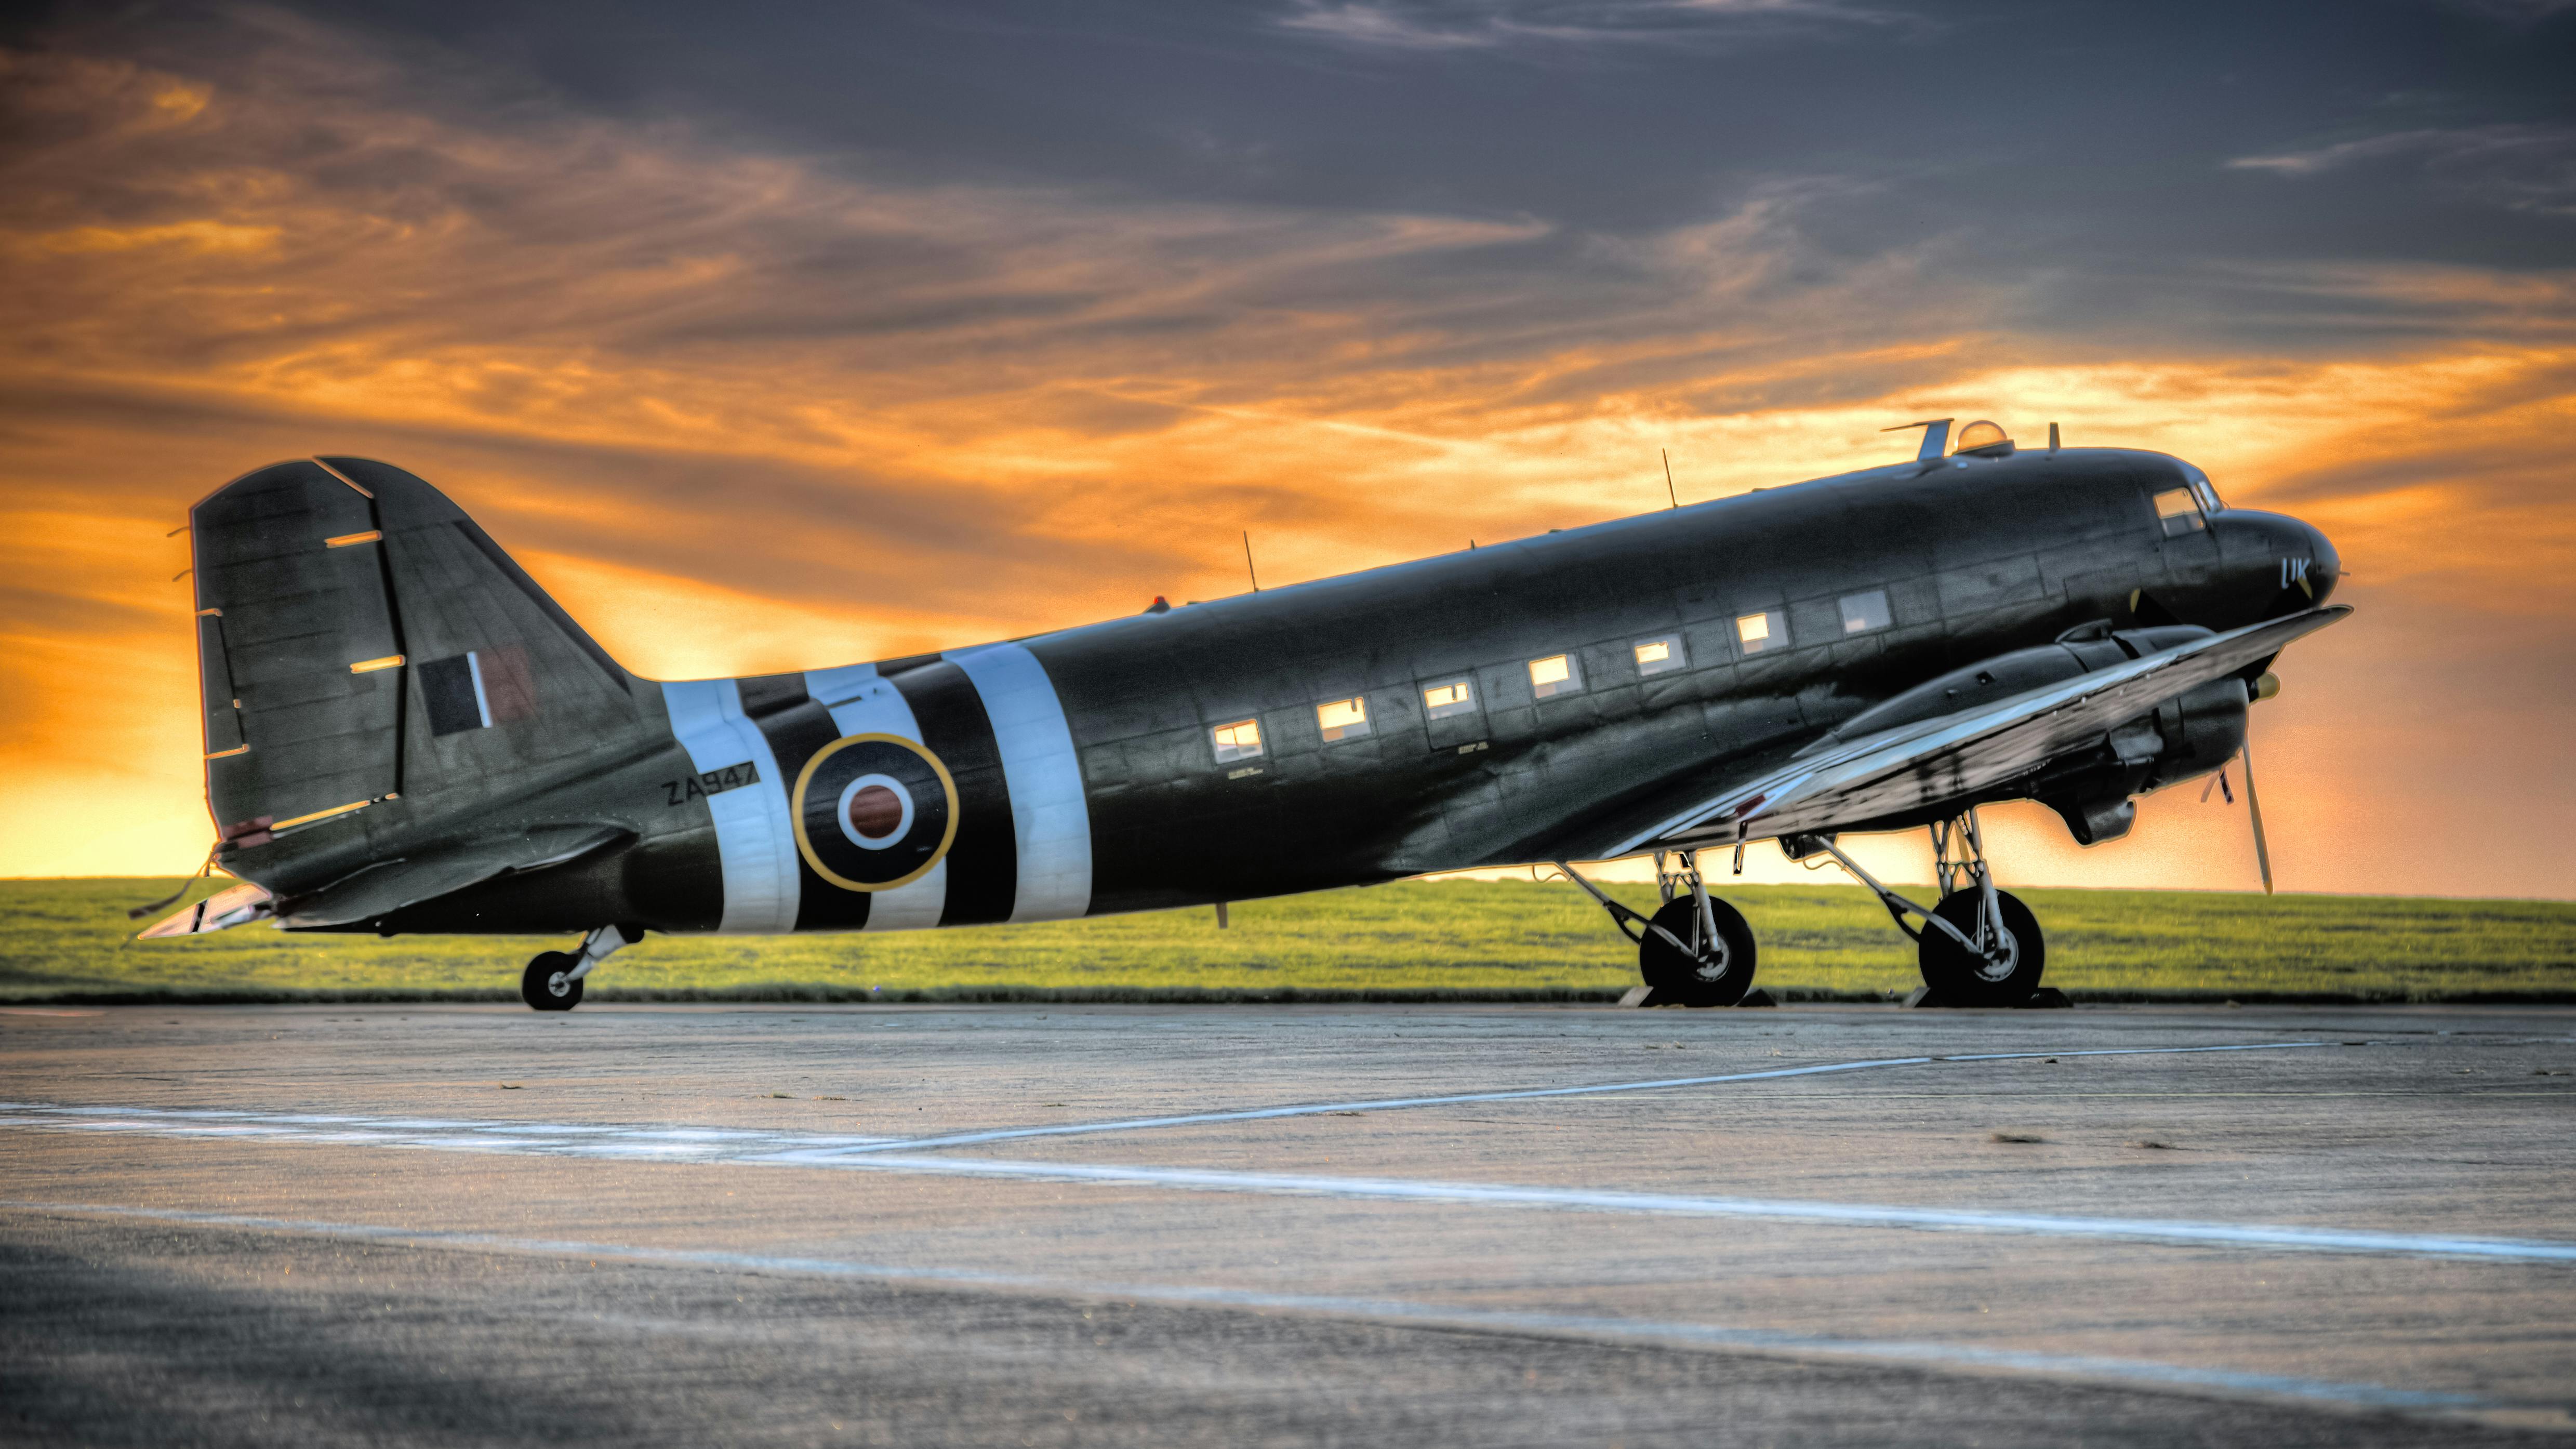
(0, 25, 1974, 616)
(1274, 0, 1913, 52)
(2228, 124, 2576, 217)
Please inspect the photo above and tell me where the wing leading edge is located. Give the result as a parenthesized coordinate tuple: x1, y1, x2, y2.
(1611, 606, 2350, 856)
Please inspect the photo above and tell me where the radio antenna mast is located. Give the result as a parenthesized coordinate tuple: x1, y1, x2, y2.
(1242, 531, 1260, 592)
(1662, 449, 1679, 510)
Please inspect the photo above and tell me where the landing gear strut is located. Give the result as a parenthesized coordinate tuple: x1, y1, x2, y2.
(1791, 808, 2046, 1007)
(1557, 852, 1757, 1007)
(519, 922, 641, 1012)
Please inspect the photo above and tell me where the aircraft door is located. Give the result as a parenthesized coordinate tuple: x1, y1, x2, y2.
(1419, 672, 1488, 753)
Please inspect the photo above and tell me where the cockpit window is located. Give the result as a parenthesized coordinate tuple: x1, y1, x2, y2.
(2192, 479, 2223, 512)
(2153, 487, 2206, 537)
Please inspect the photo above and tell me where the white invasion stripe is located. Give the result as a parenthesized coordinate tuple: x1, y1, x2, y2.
(660, 679, 799, 934)
(862, 859, 947, 932)
(0, 1202, 2492, 1416)
(805, 663, 946, 932)
(804, 663, 891, 718)
(946, 643, 1091, 922)
(466, 650, 493, 728)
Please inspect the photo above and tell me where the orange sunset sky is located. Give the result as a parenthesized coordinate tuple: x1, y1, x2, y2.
(3, 3, 2571, 897)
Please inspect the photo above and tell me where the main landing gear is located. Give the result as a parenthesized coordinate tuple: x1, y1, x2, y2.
(519, 922, 641, 1012)
(1794, 808, 2047, 1007)
(1556, 850, 1757, 1007)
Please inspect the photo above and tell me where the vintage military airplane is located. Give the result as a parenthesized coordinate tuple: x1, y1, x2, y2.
(145, 419, 2342, 1010)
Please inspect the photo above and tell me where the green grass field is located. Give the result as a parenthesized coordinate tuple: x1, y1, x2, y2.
(3, 876, 2571, 1003)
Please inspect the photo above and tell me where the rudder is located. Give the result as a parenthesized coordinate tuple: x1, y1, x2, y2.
(192, 458, 645, 851)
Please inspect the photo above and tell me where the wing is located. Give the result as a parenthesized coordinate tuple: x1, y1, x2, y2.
(1610, 606, 2349, 855)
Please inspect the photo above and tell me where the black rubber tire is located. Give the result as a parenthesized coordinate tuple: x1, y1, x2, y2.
(521, 951, 583, 1012)
(1638, 895, 1757, 1007)
(1916, 888, 2045, 1007)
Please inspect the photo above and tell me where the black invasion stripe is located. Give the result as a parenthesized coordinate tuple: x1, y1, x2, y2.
(736, 672, 871, 932)
(888, 659, 1017, 926)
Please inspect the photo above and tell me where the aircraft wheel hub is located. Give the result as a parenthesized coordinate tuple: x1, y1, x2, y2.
(1973, 932, 2020, 982)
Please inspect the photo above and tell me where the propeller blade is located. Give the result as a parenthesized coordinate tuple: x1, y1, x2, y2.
(2240, 743, 2274, 895)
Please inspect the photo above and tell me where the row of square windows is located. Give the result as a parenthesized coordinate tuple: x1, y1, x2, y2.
(1207, 587, 1897, 763)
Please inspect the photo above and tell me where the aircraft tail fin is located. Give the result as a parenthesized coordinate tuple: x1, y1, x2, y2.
(190, 458, 647, 854)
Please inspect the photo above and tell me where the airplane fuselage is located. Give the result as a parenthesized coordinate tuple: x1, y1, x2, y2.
(236, 445, 2335, 937)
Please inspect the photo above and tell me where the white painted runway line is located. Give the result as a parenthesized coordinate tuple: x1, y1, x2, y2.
(768, 1150, 2576, 1264)
(0, 1200, 2509, 1421)
(0, 1040, 2339, 1166)
(8, 1085, 2576, 1264)
(827, 1040, 2346, 1156)
(0, 1103, 904, 1161)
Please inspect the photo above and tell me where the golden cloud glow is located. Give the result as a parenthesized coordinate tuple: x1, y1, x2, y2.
(30, 220, 279, 255)
(1, 32, 2570, 896)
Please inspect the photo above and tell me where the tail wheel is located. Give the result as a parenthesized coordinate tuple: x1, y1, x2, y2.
(1638, 896, 1757, 1007)
(1917, 889, 2045, 1006)
(521, 951, 583, 1012)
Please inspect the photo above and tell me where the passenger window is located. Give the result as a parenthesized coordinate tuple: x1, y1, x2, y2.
(1632, 635, 1685, 676)
(1528, 653, 1583, 699)
(2154, 487, 2205, 537)
(1735, 609, 1786, 655)
(1211, 719, 1263, 763)
(1838, 589, 1892, 634)
(1316, 696, 1371, 742)
(1422, 678, 1477, 720)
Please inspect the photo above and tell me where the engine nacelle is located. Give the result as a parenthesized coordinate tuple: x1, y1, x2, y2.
(1826, 623, 2217, 748)
(2041, 676, 2250, 844)
(2134, 677, 2252, 792)
(1820, 623, 2257, 847)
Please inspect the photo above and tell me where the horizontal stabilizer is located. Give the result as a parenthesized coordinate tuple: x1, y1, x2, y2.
(1615, 606, 2349, 854)
(276, 823, 631, 929)
(136, 881, 276, 938)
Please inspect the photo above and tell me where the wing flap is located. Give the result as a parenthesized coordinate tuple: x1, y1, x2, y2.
(1614, 606, 2348, 854)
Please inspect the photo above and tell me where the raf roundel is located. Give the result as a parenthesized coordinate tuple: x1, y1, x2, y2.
(790, 734, 960, 892)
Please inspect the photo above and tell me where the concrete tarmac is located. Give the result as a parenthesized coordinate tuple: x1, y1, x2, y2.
(3, 1001, 2573, 1446)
